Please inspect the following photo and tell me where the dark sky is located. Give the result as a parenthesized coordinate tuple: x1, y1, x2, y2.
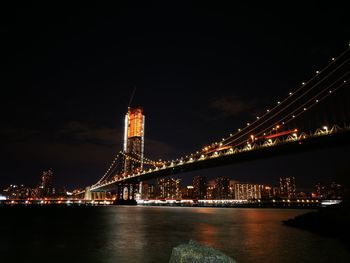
(1, 2, 350, 191)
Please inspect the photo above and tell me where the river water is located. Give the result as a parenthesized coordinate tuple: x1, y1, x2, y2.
(0, 206, 348, 263)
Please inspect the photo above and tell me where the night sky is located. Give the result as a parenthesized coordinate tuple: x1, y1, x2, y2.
(1, 2, 350, 191)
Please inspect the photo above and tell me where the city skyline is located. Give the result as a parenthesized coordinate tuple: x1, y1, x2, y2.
(2, 171, 344, 203)
(1, 3, 350, 190)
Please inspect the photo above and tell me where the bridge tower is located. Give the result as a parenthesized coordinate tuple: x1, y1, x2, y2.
(116, 107, 145, 204)
(123, 107, 145, 175)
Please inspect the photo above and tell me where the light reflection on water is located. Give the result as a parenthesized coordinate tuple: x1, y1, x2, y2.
(1, 206, 349, 263)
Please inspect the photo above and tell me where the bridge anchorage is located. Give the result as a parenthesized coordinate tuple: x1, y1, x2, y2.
(77, 45, 350, 203)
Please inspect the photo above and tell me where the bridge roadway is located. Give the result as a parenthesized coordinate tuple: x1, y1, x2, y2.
(89, 127, 350, 192)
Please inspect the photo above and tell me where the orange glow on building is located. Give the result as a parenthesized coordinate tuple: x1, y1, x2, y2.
(123, 107, 145, 175)
(127, 108, 144, 138)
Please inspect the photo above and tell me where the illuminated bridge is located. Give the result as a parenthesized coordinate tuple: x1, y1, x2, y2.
(77, 45, 350, 202)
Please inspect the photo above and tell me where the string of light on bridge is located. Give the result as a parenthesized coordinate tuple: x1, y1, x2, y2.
(93, 152, 122, 187)
(225, 71, 349, 149)
(224, 49, 349, 143)
(120, 151, 164, 167)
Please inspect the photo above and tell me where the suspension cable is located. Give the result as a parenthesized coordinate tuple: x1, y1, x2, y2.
(220, 54, 350, 148)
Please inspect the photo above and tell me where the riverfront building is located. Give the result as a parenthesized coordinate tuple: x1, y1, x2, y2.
(156, 177, 181, 199)
(280, 177, 296, 199)
(193, 176, 207, 199)
(234, 183, 263, 200)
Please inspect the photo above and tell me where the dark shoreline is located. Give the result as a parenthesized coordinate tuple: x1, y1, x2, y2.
(283, 203, 350, 247)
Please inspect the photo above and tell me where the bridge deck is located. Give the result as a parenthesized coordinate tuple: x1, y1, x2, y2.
(90, 128, 350, 192)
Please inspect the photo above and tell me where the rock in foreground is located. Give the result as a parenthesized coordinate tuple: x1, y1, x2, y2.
(169, 240, 237, 263)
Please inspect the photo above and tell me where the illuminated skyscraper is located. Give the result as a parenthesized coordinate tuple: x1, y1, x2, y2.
(123, 107, 145, 175)
(193, 176, 207, 199)
(39, 169, 54, 197)
(156, 177, 181, 199)
(234, 183, 263, 200)
(280, 176, 296, 199)
(214, 176, 230, 200)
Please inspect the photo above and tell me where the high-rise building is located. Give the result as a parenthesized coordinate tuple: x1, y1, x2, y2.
(229, 180, 239, 199)
(214, 176, 230, 199)
(280, 177, 296, 199)
(141, 182, 156, 200)
(206, 179, 216, 199)
(2, 185, 34, 199)
(181, 186, 194, 199)
(261, 185, 273, 200)
(156, 177, 181, 199)
(123, 107, 145, 175)
(315, 182, 327, 199)
(272, 187, 280, 198)
(235, 183, 263, 200)
(193, 176, 207, 199)
(315, 182, 343, 200)
(39, 169, 54, 197)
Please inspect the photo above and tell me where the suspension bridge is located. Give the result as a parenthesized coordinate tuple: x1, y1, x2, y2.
(77, 45, 350, 202)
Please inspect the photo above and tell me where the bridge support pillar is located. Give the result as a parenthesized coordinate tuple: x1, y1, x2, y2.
(91, 192, 106, 200)
(114, 183, 139, 205)
(84, 187, 92, 201)
(84, 187, 107, 201)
